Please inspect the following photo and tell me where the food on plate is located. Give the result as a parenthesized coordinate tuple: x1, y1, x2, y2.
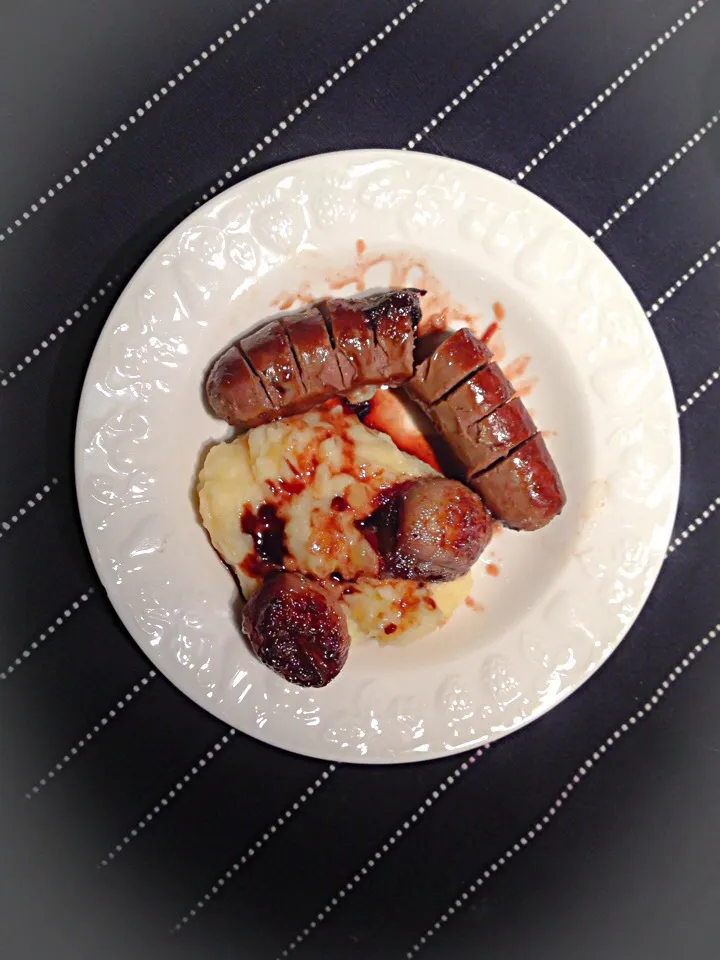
(206, 289, 423, 429)
(281, 305, 346, 398)
(198, 286, 565, 686)
(407, 327, 493, 404)
(242, 572, 350, 687)
(363, 477, 492, 582)
(470, 434, 565, 532)
(429, 362, 515, 462)
(197, 404, 472, 650)
(404, 327, 565, 530)
(464, 397, 537, 475)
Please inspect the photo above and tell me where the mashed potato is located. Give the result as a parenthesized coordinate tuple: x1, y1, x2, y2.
(197, 404, 471, 645)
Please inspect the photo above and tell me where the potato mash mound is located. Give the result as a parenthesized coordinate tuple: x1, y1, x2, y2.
(197, 404, 471, 645)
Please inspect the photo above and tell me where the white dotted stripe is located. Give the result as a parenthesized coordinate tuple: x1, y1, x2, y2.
(645, 238, 720, 316)
(25, 672, 156, 799)
(406, 620, 720, 957)
(0, 282, 114, 388)
(173, 764, 337, 930)
(275, 747, 490, 959)
(0, 1, 274, 246)
(594, 110, 720, 239)
(0, 478, 59, 537)
(0, 588, 94, 680)
(196, 0, 425, 204)
(678, 367, 720, 414)
(0, 1, 423, 387)
(666, 495, 720, 553)
(406, 1, 571, 149)
(98, 728, 237, 867)
(515, 1, 708, 182)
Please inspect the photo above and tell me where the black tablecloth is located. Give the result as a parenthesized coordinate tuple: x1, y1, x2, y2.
(1, 1, 719, 958)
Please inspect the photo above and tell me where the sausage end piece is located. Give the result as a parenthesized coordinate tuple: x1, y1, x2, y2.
(242, 572, 350, 687)
(470, 434, 566, 531)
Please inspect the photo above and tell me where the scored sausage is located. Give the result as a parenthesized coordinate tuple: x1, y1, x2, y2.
(321, 288, 422, 386)
(404, 328, 564, 531)
(206, 288, 423, 429)
(470, 434, 566, 532)
(205, 343, 276, 426)
(240, 319, 307, 412)
(280, 306, 346, 400)
(206, 295, 565, 535)
(242, 572, 350, 687)
(362, 477, 493, 582)
(431, 361, 515, 459)
(405, 328, 493, 406)
(464, 397, 537, 476)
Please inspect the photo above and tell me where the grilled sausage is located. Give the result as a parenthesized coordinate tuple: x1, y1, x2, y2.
(205, 343, 276, 426)
(206, 288, 423, 429)
(280, 306, 346, 400)
(404, 328, 564, 531)
(469, 434, 566, 531)
(242, 572, 350, 687)
(362, 477, 492, 581)
(322, 288, 421, 386)
(240, 319, 307, 413)
(430, 362, 515, 466)
(464, 397, 537, 476)
(405, 328, 493, 406)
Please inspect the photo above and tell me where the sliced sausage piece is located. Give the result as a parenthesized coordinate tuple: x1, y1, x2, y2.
(322, 297, 382, 386)
(316, 300, 355, 389)
(364, 288, 422, 383)
(470, 433, 566, 531)
(280, 306, 346, 401)
(464, 397, 537, 476)
(405, 328, 493, 405)
(363, 477, 492, 582)
(240, 320, 307, 412)
(242, 572, 350, 687)
(323, 289, 422, 387)
(430, 362, 515, 466)
(205, 343, 276, 427)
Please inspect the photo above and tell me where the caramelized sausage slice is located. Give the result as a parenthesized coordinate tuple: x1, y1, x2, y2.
(405, 328, 493, 405)
(470, 434, 566, 531)
(365, 477, 492, 582)
(430, 362, 515, 466)
(205, 344, 276, 427)
(280, 306, 346, 400)
(464, 397, 537, 476)
(242, 572, 350, 687)
(240, 320, 307, 412)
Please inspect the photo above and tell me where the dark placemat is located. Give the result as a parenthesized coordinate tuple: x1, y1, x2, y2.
(1, 1, 719, 958)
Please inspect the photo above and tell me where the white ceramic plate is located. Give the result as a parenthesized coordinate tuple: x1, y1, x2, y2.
(76, 150, 680, 763)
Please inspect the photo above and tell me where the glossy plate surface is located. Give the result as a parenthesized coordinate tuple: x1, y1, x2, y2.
(75, 150, 680, 763)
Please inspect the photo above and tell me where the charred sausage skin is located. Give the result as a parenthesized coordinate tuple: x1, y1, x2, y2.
(242, 572, 350, 687)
